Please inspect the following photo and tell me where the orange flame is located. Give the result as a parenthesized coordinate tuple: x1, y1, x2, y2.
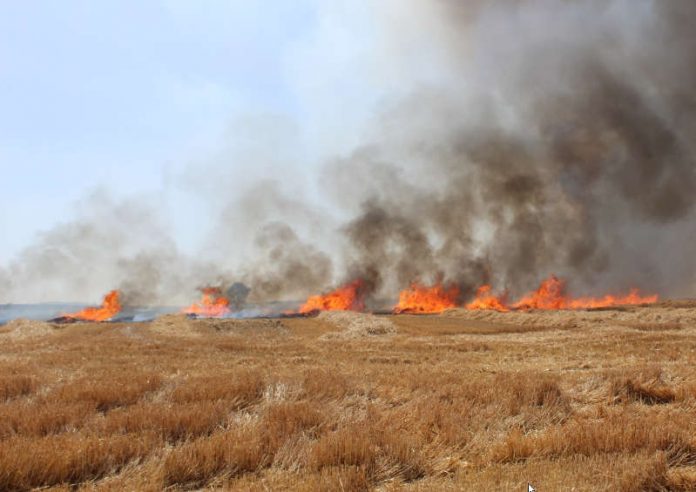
(393, 282, 459, 314)
(513, 275, 567, 310)
(299, 279, 365, 314)
(513, 275, 658, 310)
(465, 284, 509, 312)
(64, 290, 121, 322)
(183, 287, 231, 318)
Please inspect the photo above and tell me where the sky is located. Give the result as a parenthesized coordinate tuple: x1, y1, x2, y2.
(0, 1, 464, 303)
(0, 1, 345, 261)
(0, 1, 455, 266)
(4, 1, 693, 304)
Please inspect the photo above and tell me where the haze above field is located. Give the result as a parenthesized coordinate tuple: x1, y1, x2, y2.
(0, 1, 346, 259)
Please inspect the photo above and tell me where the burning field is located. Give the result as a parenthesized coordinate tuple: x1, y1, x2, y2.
(20, 271, 660, 324)
(0, 245, 683, 490)
(2, 0, 696, 490)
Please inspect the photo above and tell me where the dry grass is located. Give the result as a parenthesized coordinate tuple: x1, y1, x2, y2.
(96, 401, 230, 441)
(629, 322, 684, 332)
(490, 411, 696, 463)
(618, 453, 696, 492)
(49, 374, 163, 412)
(0, 375, 38, 402)
(0, 433, 157, 490)
(169, 372, 264, 408)
(310, 420, 429, 483)
(1, 306, 696, 490)
(162, 426, 267, 487)
(611, 377, 677, 405)
(0, 401, 94, 438)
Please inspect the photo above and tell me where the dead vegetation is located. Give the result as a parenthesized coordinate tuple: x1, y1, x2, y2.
(0, 319, 56, 340)
(609, 369, 678, 405)
(0, 375, 38, 402)
(0, 305, 695, 490)
(317, 311, 396, 340)
(169, 371, 264, 408)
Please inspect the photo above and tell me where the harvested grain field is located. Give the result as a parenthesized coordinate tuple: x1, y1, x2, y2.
(2, 305, 696, 491)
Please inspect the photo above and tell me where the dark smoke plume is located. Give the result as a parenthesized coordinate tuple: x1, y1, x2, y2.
(241, 222, 333, 301)
(226, 282, 251, 311)
(328, 0, 696, 300)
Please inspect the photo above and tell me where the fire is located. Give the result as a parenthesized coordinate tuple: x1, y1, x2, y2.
(299, 279, 365, 314)
(465, 284, 509, 312)
(183, 287, 231, 318)
(393, 282, 459, 314)
(64, 290, 121, 322)
(513, 275, 567, 310)
(513, 275, 658, 310)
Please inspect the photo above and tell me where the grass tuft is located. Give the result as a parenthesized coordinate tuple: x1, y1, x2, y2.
(0, 375, 38, 402)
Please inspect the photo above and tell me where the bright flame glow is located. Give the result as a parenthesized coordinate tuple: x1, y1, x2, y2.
(513, 275, 658, 310)
(465, 285, 509, 312)
(299, 280, 365, 314)
(64, 290, 121, 322)
(393, 282, 459, 314)
(182, 287, 231, 318)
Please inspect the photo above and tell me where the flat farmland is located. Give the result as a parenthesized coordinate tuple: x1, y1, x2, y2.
(1, 304, 696, 491)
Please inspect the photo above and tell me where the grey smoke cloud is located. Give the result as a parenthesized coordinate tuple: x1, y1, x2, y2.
(0, 191, 223, 304)
(327, 0, 696, 299)
(2, 0, 695, 304)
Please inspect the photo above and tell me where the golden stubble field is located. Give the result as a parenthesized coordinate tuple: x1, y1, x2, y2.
(2, 303, 696, 491)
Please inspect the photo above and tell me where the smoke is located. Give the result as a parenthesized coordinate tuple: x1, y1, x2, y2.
(241, 221, 332, 301)
(326, 0, 696, 299)
(226, 282, 250, 311)
(3, 0, 696, 304)
(0, 191, 224, 304)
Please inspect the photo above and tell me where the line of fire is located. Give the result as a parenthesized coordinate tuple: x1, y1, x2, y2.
(43, 274, 658, 323)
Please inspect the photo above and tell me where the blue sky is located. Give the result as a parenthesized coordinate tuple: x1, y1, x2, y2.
(0, 1, 324, 260)
(0, 1, 448, 270)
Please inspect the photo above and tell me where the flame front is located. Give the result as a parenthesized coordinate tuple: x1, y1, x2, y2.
(565, 289, 659, 309)
(512, 275, 658, 310)
(183, 287, 231, 318)
(299, 279, 365, 314)
(64, 290, 121, 322)
(513, 275, 568, 310)
(393, 282, 459, 314)
(465, 285, 509, 312)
